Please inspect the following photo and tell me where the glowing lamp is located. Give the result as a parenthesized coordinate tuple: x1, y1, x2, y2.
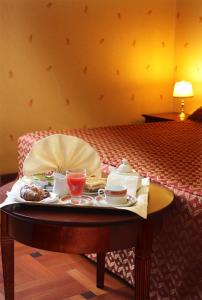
(173, 81, 194, 120)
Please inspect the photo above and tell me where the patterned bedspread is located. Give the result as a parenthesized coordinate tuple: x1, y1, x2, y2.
(18, 120, 202, 299)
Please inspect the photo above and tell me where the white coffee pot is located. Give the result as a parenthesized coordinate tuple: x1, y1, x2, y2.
(107, 159, 141, 196)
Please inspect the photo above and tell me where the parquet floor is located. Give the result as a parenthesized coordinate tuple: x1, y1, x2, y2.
(0, 241, 134, 300)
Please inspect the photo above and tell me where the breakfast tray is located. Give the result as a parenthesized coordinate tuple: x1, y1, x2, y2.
(1, 178, 149, 218)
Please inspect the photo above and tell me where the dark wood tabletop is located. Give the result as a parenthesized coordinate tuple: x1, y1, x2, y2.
(1, 183, 174, 300)
(4, 203, 138, 225)
(142, 112, 190, 122)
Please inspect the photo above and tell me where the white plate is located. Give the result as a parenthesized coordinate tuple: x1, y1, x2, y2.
(94, 195, 137, 207)
(7, 192, 59, 204)
(83, 191, 98, 196)
(40, 193, 59, 204)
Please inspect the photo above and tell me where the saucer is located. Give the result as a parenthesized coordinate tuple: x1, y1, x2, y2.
(60, 195, 94, 206)
(94, 195, 137, 207)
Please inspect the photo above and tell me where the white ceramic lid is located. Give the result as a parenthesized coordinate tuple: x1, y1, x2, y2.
(117, 159, 133, 174)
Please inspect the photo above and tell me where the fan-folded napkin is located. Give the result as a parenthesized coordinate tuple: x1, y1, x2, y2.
(23, 134, 101, 177)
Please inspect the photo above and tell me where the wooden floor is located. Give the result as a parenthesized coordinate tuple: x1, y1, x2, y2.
(0, 241, 134, 300)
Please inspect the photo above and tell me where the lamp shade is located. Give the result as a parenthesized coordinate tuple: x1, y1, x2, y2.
(173, 81, 194, 98)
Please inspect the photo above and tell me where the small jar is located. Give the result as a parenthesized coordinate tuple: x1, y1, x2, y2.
(53, 172, 68, 197)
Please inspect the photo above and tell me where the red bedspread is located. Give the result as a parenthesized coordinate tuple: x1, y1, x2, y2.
(18, 120, 202, 299)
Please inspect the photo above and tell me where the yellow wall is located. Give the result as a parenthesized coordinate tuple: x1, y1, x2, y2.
(175, 0, 202, 112)
(0, 0, 177, 173)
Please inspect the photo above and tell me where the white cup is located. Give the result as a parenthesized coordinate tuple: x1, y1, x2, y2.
(98, 185, 127, 205)
(53, 172, 68, 197)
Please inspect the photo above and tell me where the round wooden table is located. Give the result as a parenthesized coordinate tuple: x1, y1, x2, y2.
(1, 183, 173, 300)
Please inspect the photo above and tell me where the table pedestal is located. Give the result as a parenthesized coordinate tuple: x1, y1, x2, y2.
(1, 212, 14, 300)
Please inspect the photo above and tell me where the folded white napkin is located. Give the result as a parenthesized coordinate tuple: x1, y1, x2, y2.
(117, 180, 149, 218)
(106, 172, 149, 218)
(0, 177, 59, 208)
(23, 134, 101, 177)
(107, 171, 142, 196)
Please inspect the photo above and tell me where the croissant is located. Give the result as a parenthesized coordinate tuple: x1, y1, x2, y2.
(20, 184, 50, 202)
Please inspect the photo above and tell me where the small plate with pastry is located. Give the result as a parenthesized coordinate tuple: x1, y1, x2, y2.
(83, 176, 107, 195)
(7, 184, 59, 204)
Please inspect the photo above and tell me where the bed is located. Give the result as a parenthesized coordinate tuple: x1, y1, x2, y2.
(17, 114, 202, 299)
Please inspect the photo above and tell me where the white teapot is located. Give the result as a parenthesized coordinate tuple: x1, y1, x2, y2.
(107, 159, 141, 196)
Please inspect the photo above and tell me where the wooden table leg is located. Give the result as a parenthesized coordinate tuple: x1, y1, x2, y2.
(1, 211, 14, 300)
(96, 252, 105, 288)
(135, 219, 153, 300)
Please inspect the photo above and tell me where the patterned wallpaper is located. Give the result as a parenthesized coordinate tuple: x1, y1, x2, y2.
(0, 0, 193, 174)
(174, 0, 202, 112)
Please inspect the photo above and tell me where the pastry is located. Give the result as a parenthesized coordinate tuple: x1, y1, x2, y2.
(20, 184, 50, 202)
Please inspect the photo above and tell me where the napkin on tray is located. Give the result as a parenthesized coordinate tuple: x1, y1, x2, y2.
(0, 177, 149, 219)
(106, 171, 149, 218)
(116, 178, 149, 219)
(0, 176, 59, 206)
(23, 134, 101, 177)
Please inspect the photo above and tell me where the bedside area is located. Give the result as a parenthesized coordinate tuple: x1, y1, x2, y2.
(142, 112, 190, 123)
